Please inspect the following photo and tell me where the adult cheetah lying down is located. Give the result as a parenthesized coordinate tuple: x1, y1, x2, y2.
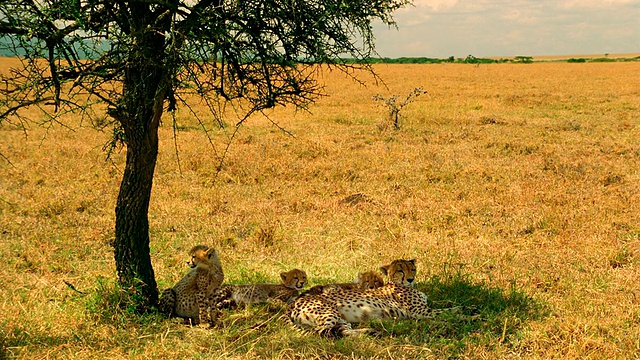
(211, 268, 307, 309)
(301, 271, 385, 296)
(158, 245, 224, 325)
(287, 258, 431, 337)
(287, 283, 431, 337)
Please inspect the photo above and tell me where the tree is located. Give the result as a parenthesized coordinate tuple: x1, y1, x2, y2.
(373, 87, 426, 129)
(0, 0, 409, 308)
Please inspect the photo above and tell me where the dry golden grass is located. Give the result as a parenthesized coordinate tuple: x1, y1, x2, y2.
(1, 59, 640, 359)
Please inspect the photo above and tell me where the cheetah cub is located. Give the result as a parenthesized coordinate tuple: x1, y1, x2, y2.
(301, 271, 385, 296)
(380, 259, 417, 286)
(211, 268, 307, 309)
(158, 245, 224, 325)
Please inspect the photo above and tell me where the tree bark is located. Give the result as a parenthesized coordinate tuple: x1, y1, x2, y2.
(112, 86, 165, 308)
(113, 125, 159, 307)
(112, 8, 168, 306)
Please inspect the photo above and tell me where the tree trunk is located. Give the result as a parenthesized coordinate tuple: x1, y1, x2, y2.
(113, 125, 159, 307)
(112, 9, 168, 307)
(112, 85, 165, 308)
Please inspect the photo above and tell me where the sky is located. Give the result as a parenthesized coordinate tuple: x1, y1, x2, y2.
(372, 0, 640, 58)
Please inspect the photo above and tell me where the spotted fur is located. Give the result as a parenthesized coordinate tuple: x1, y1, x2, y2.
(157, 245, 224, 325)
(286, 283, 431, 337)
(211, 268, 307, 309)
(301, 271, 385, 296)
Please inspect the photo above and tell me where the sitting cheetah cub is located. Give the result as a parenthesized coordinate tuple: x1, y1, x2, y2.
(158, 245, 224, 325)
(380, 259, 417, 286)
(301, 271, 385, 296)
(211, 268, 307, 309)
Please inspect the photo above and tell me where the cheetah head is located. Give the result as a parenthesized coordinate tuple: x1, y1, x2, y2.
(281, 268, 307, 290)
(187, 245, 219, 269)
(356, 271, 385, 290)
(380, 259, 417, 286)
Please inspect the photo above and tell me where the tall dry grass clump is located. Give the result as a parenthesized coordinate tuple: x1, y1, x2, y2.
(1, 59, 640, 358)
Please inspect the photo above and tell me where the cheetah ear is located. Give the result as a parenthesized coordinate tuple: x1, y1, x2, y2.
(207, 248, 218, 259)
(409, 259, 417, 265)
(280, 272, 287, 281)
(380, 265, 389, 275)
(355, 272, 363, 283)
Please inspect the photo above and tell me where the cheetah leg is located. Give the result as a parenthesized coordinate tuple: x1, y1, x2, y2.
(423, 306, 463, 318)
(341, 326, 380, 337)
(209, 308, 222, 327)
(196, 292, 210, 326)
(316, 316, 375, 338)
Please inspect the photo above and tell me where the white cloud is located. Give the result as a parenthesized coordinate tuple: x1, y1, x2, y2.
(501, 8, 540, 24)
(376, 0, 640, 57)
(559, 0, 638, 9)
(412, 0, 459, 11)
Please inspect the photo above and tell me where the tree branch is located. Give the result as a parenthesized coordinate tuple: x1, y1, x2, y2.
(0, 23, 29, 35)
(0, 97, 55, 120)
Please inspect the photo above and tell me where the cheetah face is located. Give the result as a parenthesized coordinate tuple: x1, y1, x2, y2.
(187, 252, 199, 268)
(281, 268, 307, 289)
(187, 245, 218, 268)
(356, 271, 385, 290)
(380, 259, 417, 287)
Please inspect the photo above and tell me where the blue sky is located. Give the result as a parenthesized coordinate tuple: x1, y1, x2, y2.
(373, 0, 640, 58)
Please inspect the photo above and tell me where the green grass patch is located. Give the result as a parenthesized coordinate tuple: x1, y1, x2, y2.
(363, 265, 544, 357)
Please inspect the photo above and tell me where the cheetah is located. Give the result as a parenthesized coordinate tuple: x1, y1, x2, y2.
(211, 268, 307, 309)
(301, 271, 385, 296)
(380, 258, 417, 286)
(286, 283, 431, 337)
(157, 245, 224, 325)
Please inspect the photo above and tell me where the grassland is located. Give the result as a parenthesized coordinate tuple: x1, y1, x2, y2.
(1, 59, 640, 359)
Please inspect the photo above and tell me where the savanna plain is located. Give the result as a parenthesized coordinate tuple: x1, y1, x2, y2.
(1, 59, 639, 359)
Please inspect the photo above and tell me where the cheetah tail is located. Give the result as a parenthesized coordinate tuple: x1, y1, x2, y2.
(158, 288, 176, 316)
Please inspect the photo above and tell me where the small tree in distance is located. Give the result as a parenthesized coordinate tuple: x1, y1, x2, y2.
(373, 87, 427, 129)
(0, 0, 410, 309)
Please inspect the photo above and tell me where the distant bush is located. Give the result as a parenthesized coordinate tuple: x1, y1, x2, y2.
(338, 55, 640, 65)
(460, 55, 498, 64)
(625, 56, 640, 62)
(590, 58, 617, 62)
(512, 56, 533, 63)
